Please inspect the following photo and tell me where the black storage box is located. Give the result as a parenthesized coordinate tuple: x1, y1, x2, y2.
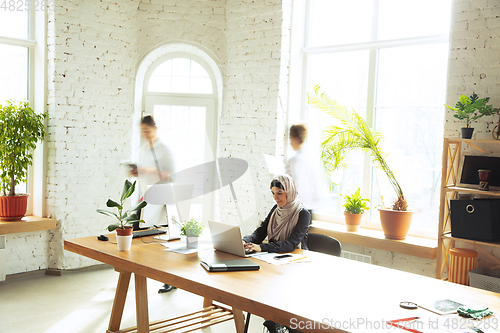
(450, 199, 500, 241)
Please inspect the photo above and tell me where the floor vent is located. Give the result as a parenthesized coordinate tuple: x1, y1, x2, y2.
(341, 251, 372, 264)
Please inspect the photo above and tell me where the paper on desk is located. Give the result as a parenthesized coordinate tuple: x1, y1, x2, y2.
(253, 253, 309, 265)
(161, 239, 212, 254)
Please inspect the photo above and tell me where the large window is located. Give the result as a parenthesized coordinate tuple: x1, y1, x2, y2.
(294, 0, 452, 237)
(0, 9, 36, 205)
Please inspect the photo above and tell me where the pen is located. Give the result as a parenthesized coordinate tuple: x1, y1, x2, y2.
(292, 256, 307, 262)
(386, 317, 422, 333)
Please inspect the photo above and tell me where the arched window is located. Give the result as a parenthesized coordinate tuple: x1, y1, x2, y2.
(135, 45, 222, 224)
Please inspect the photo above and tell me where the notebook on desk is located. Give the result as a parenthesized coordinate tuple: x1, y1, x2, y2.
(200, 259, 260, 272)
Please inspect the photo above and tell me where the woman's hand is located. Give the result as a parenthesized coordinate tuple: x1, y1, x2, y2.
(244, 243, 261, 253)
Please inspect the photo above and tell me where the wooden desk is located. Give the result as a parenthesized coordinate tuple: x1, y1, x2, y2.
(64, 235, 500, 333)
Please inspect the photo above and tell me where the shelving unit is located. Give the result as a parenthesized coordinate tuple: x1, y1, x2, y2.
(436, 138, 500, 279)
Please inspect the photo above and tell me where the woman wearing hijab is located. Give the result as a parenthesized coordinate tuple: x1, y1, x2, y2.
(243, 175, 309, 333)
(243, 174, 311, 253)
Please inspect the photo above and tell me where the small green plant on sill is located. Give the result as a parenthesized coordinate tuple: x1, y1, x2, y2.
(444, 93, 499, 128)
(341, 188, 370, 214)
(180, 217, 204, 237)
(97, 180, 147, 231)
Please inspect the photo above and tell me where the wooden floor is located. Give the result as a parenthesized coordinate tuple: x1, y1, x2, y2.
(0, 268, 265, 333)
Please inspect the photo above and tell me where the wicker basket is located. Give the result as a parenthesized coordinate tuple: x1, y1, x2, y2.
(469, 267, 500, 293)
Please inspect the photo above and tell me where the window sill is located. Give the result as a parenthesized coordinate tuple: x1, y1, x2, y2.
(309, 220, 437, 259)
(0, 216, 57, 235)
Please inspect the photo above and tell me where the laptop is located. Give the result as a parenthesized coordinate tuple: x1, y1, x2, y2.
(200, 259, 260, 272)
(208, 220, 265, 257)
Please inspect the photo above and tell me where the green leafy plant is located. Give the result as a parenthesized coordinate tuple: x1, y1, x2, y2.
(0, 100, 47, 196)
(341, 188, 370, 214)
(444, 93, 499, 128)
(97, 180, 147, 231)
(180, 217, 204, 237)
(307, 85, 408, 211)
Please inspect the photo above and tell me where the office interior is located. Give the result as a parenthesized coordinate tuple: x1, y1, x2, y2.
(1, 1, 500, 332)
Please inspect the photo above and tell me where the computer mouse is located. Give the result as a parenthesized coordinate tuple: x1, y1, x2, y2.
(97, 235, 109, 241)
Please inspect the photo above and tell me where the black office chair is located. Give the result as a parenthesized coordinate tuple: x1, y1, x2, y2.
(306, 233, 342, 257)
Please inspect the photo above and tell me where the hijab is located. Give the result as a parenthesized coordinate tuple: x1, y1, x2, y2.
(267, 174, 304, 246)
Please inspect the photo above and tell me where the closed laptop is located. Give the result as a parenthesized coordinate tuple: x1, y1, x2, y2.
(200, 259, 260, 272)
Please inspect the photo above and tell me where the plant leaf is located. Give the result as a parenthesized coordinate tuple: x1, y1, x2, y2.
(120, 180, 133, 202)
(97, 209, 119, 219)
(126, 200, 147, 213)
(107, 223, 120, 232)
(106, 199, 122, 209)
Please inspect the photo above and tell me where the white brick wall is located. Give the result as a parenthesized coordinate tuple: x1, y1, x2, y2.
(445, 0, 500, 139)
(219, 0, 292, 236)
(10, 0, 497, 278)
(8, 0, 289, 274)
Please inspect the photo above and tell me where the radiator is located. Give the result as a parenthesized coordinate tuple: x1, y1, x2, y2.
(341, 250, 372, 264)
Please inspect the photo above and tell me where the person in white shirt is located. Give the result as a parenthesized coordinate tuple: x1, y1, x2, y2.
(133, 115, 177, 293)
(133, 115, 176, 194)
(285, 124, 328, 218)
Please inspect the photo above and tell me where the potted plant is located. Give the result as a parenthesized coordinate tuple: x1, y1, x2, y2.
(444, 93, 499, 139)
(308, 85, 413, 240)
(97, 180, 147, 251)
(180, 217, 204, 249)
(341, 188, 369, 232)
(0, 100, 47, 221)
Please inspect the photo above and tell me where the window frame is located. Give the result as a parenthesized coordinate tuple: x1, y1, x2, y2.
(289, 0, 450, 238)
(139, 52, 219, 223)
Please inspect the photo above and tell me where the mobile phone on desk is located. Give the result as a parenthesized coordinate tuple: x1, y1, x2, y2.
(273, 254, 293, 260)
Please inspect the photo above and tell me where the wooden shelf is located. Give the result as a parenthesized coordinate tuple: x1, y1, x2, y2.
(445, 186, 500, 197)
(0, 216, 57, 235)
(310, 221, 437, 259)
(442, 233, 500, 248)
(437, 138, 500, 278)
(447, 138, 500, 144)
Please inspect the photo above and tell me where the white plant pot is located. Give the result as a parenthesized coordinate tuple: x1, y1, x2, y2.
(116, 235, 133, 251)
(186, 236, 199, 249)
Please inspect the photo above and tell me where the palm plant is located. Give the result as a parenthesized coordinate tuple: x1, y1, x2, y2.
(307, 85, 408, 211)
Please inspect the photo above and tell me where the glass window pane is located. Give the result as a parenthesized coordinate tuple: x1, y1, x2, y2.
(376, 43, 449, 106)
(148, 58, 212, 94)
(307, 0, 373, 47)
(308, 50, 370, 114)
(378, 0, 452, 40)
(0, 44, 28, 103)
(307, 50, 371, 217)
(372, 43, 449, 233)
(0, 10, 28, 39)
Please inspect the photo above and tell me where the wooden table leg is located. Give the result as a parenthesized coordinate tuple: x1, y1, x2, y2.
(135, 274, 149, 333)
(108, 270, 132, 332)
(203, 298, 213, 307)
(232, 307, 245, 333)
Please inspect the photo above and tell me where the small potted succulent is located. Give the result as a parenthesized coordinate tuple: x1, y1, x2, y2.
(180, 217, 204, 249)
(444, 93, 499, 139)
(97, 180, 147, 251)
(341, 188, 370, 232)
(0, 100, 47, 220)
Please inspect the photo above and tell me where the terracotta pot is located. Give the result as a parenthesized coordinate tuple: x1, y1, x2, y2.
(344, 212, 362, 232)
(379, 209, 414, 240)
(116, 227, 133, 236)
(116, 227, 133, 251)
(0, 194, 29, 221)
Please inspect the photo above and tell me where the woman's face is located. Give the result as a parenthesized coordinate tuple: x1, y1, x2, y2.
(271, 186, 287, 207)
(141, 124, 157, 141)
